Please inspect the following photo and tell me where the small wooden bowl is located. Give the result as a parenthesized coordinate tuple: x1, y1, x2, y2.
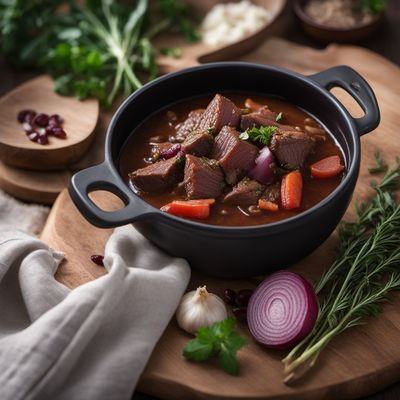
(0, 75, 99, 171)
(156, 0, 287, 73)
(293, 0, 385, 43)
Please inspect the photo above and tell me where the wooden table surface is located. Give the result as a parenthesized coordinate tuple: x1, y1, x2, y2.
(0, 1, 399, 399)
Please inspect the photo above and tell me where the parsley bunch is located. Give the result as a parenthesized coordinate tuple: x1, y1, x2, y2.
(183, 318, 247, 375)
(0, 0, 199, 106)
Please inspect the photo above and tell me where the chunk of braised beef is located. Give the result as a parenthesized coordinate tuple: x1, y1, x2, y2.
(198, 94, 241, 134)
(129, 156, 184, 193)
(240, 106, 278, 131)
(211, 126, 259, 185)
(184, 154, 224, 199)
(175, 109, 205, 141)
(260, 182, 281, 203)
(270, 130, 315, 168)
(223, 178, 265, 205)
(181, 130, 213, 157)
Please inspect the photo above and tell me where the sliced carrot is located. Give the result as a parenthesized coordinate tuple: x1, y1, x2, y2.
(281, 170, 303, 210)
(245, 98, 265, 111)
(160, 200, 211, 219)
(173, 198, 215, 206)
(310, 155, 344, 179)
(258, 199, 279, 212)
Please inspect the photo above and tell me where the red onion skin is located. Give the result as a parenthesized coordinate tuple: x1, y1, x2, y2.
(249, 146, 276, 185)
(247, 271, 318, 349)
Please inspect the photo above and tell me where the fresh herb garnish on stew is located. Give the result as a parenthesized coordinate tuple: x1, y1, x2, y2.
(283, 156, 400, 383)
(239, 125, 278, 145)
(183, 318, 247, 375)
(275, 112, 283, 122)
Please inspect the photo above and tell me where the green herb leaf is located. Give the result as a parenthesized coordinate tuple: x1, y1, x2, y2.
(183, 318, 247, 375)
(239, 131, 249, 141)
(183, 338, 214, 361)
(160, 46, 182, 58)
(158, 0, 201, 42)
(211, 316, 236, 338)
(240, 125, 278, 145)
(361, 0, 386, 13)
(368, 151, 388, 174)
(275, 112, 283, 122)
(227, 332, 249, 353)
(218, 344, 240, 375)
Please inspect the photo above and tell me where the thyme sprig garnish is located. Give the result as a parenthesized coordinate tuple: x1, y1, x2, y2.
(283, 156, 400, 383)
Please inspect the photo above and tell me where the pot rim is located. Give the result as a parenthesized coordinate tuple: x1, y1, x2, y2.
(105, 62, 361, 233)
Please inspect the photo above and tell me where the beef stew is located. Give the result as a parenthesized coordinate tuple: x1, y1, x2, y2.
(120, 93, 345, 226)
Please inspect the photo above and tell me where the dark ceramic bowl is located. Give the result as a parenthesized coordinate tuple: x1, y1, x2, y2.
(293, 0, 384, 43)
(69, 62, 380, 278)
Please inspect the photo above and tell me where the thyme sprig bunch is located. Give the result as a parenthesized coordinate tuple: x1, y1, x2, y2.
(283, 157, 400, 383)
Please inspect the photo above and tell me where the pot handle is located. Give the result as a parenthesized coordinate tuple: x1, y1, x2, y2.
(69, 162, 154, 228)
(309, 65, 380, 136)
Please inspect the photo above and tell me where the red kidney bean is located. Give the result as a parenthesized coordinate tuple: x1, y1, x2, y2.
(235, 289, 254, 308)
(91, 255, 104, 266)
(17, 109, 36, 123)
(33, 113, 49, 127)
(224, 289, 238, 306)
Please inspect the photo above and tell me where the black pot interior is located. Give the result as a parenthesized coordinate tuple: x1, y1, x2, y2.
(109, 64, 355, 174)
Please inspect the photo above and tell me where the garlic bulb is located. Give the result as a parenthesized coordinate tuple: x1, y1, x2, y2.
(176, 286, 228, 334)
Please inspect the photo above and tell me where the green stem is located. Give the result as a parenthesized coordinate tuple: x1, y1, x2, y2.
(107, 59, 124, 105)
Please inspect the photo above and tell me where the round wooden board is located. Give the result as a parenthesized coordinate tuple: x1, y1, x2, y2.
(41, 39, 400, 400)
(0, 161, 70, 205)
(0, 75, 99, 170)
(0, 105, 111, 205)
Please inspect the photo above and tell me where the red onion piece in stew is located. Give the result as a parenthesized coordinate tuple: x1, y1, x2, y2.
(249, 146, 276, 185)
(160, 143, 181, 159)
(247, 271, 318, 349)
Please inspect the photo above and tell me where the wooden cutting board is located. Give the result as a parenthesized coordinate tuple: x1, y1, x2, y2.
(40, 39, 400, 400)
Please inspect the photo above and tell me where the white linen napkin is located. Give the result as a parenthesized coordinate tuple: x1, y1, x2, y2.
(0, 225, 191, 400)
(0, 189, 49, 235)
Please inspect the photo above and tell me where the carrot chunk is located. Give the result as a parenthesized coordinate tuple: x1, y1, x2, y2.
(310, 155, 344, 179)
(173, 199, 215, 206)
(258, 199, 279, 212)
(281, 170, 303, 210)
(160, 200, 213, 219)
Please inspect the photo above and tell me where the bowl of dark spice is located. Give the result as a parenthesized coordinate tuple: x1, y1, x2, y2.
(293, 0, 385, 43)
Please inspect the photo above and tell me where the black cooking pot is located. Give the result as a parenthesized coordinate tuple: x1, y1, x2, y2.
(69, 63, 379, 278)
